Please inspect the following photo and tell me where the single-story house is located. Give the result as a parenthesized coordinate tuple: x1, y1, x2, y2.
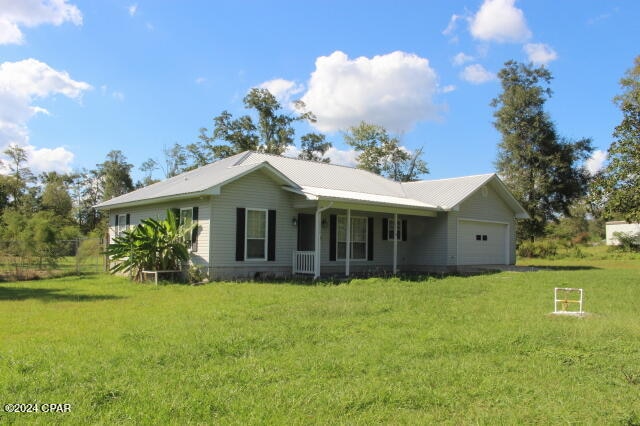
(95, 151, 529, 279)
(605, 221, 640, 245)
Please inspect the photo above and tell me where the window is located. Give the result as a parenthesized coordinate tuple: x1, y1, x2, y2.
(180, 208, 193, 248)
(337, 216, 368, 260)
(246, 209, 267, 260)
(387, 218, 403, 241)
(116, 214, 129, 236)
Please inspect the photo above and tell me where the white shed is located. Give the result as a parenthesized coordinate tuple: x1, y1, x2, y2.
(606, 221, 640, 245)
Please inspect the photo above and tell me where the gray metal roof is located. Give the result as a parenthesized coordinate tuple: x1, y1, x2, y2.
(400, 174, 495, 209)
(95, 151, 528, 218)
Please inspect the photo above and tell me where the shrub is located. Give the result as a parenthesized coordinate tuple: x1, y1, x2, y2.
(517, 239, 558, 258)
(613, 231, 640, 252)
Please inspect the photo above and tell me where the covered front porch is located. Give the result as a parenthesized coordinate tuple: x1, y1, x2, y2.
(289, 199, 441, 279)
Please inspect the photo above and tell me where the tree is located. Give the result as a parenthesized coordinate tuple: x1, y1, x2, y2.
(96, 150, 134, 201)
(161, 143, 188, 178)
(298, 133, 332, 163)
(139, 158, 159, 186)
(40, 172, 74, 218)
(199, 88, 315, 159)
(2, 144, 35, 206)
(492, 61, 593, 241)
(344, 122, 429, 181)
(591, 55, 640, 222)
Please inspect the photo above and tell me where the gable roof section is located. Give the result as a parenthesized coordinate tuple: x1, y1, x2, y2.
(95, 151, 528, 219)
(94, 153, 300, 209)
(402, 174, 529, 218)
(236, 152, 406, 197)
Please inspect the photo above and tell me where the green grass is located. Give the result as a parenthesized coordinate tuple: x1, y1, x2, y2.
(1, 254, 640, 424)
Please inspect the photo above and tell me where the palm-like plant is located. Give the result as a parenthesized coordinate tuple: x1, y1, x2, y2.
(105, 210, 196, 281)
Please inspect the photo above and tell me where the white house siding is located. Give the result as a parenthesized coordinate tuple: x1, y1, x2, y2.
(404, 213, 450, 268)
(456, 184, 517, 265)
(315, 209, 453, 275)
(107, 197, 211, 267)
(208, 169, 300, 279)
(606, 222, 640, 245)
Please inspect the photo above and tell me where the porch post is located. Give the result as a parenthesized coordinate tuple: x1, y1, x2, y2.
(393, 213, 398, 275)
(346, 208, 351, 277)
(314, 208, 322, 279)
(313, 202, 333, 280)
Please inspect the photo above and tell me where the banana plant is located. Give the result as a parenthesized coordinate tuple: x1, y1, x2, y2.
(105, 209, 196, 281)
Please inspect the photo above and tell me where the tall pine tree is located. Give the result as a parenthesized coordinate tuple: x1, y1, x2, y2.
(492, 61, 592, 241)
(591, 56, 640, 222)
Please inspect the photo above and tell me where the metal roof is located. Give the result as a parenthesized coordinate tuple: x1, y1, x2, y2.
(95, 151, 528, 218)
(400, 174, 495, 209)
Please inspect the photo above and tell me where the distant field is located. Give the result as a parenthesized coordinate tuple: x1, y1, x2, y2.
(1, 252, 639, 424)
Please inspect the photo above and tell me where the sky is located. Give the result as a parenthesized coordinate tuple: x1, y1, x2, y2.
(0, 0, 638, 183)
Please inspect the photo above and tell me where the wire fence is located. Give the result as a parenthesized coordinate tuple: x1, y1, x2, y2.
(0, 238, 107, 281)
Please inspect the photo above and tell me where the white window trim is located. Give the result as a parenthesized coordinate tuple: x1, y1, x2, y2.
(245, 208, 268, 261)
(116, 214, 128, 237)
(180, 207, 194, 248)
(337, 215, 368, 261)
(387, 218, 403, 241)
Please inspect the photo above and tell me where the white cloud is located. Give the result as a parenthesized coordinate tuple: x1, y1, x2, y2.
(452, 52, 474, 66)
(524, 43, 558, 65)
(470, 0, 531, 43)
(283, 145, 357, 167)
(0, 58, 91, 173)
(298, 51, 440, 133)
(195, 77, 206, 85)
(441, 85, 456, 93)
(459, 64, 496, 84)
(112, 91, 125, 101)
(259, 78, 304, 107)
(325, 147, 358, 167)
(442, 14, 463, 36)
(27, 145, 75, 173)
(128, 4, 138, 17)
(585, 149, 607, 175)
(0, 0, 82, 45)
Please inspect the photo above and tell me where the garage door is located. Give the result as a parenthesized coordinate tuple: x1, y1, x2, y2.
(458, 220, 508, 265)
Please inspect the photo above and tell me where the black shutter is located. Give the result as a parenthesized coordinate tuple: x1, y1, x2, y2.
(329, 214, 337, 261)
(235, 208, 245, 261)
(402, 219, 408, 241)
(267, 210, 276, 261)
(125, 214, 130, 226)
(115, 215, 119, 226)
(170, 208, 180, 226)
(382, 218, 388, 240)
(191, 207, 199, 252)
(367, 217, 374, 261)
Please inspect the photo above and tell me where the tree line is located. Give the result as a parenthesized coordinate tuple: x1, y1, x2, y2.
(0, 56, 638, 247)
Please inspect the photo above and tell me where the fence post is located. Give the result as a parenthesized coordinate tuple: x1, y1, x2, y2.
(76, 239, 80, 275)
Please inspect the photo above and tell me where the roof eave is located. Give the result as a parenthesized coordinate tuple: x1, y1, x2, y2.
(95, 191, 212, 211)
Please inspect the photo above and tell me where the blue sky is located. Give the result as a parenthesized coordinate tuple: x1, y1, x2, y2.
(0, 0, 638, 182)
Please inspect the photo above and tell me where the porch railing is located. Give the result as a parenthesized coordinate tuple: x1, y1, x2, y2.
(293, 251, 315, 275)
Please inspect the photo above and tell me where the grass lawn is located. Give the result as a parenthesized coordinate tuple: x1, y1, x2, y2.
(1, 252, 639, 424)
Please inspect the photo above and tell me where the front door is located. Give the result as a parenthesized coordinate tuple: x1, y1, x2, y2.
(297, 213, 315, 251)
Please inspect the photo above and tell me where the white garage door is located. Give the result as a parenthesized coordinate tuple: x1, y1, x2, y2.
(458, 220, 508, 265)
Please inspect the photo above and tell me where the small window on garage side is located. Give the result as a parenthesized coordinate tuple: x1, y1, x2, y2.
(482, 235, 488, 241)
(476, 234, 481, 241)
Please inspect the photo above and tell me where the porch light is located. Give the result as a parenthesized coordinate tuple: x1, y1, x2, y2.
(292, 217, 298, 226)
